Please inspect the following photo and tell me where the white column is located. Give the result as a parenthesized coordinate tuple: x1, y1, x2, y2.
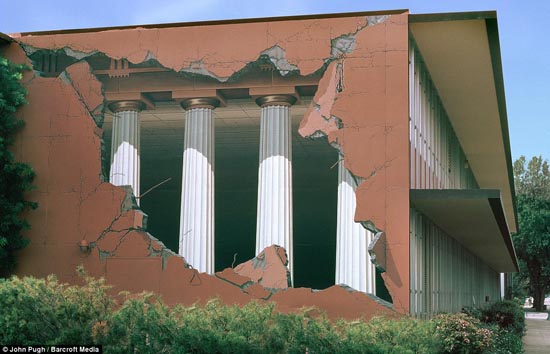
(335, 158, 376, 294)
(179, 98, 218, 274)
(255, 95, 296, 281)
(109, 101, 144, 200)
(500, 273, 505, 300)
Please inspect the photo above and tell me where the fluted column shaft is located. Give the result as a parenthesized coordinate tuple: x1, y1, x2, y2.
(256, 95, 296, 281)
(109, 101, 144, 200)
(335, 159, 376, 294)
(179, 98, 218, 274)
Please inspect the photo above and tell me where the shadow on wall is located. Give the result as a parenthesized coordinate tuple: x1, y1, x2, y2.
(8, 10, 409, 316)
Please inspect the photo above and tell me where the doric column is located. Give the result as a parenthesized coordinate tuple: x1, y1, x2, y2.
(255, 95, 296, 281)
(108, 101, 144, 200)
(179, 98, 219, 274)
(335, 158, 376, 294)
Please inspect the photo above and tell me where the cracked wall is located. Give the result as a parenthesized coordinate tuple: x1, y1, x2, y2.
(5, 11, 410, 316)
(298, 14, 410, 312)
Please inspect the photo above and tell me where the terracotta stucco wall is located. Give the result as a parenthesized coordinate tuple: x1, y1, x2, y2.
(298, 14, 409, 312)
(4, 11, 409, 316)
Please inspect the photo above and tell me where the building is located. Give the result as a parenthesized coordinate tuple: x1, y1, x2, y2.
(1, 9, 518, 318)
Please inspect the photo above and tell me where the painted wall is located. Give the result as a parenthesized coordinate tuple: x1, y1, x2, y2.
(4, 11, 410, 316)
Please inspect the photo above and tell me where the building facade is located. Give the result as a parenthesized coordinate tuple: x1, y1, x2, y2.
(1, 9, 517, 318)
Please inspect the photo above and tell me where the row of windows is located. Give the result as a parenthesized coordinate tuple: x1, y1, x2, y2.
(410, 208, 500, 318)
(409, 39, 478, 190)
(408, 39, 499, 317)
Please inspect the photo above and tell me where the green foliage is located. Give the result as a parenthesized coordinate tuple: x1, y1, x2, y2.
(462, 300, 525, 354)
(481, 300, 525, 336)
(487, 327, 523, 354)
(99, 299, 347, 354)
(0, 273, 526, 353)
(95, 294, 177, 354)
(0, 268, 114, 345)
(510, 272, 529, 301)
(335, 316, 440, 354)
(434, 313, 493, 354)
(98, 297, 441, 354)
(0, 56, 36, 277)
(512, 155, 550, 311)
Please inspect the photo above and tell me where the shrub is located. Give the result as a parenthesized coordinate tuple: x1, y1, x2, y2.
(461, 305, 482, 320)
(481, 300, 525, 336)
(462, 300, 525, 354)
(0, 272, 527, 353)
(99, 299, 345, 354)
(487, 327, 523, 354)
(434, 313, 493, 354)
(0, 268, 113, 345)
(336, 316, 440, 354)
(95, 294, 178, 354)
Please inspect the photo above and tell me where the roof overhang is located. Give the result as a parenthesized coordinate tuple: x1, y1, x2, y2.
(411, 189, 519, 272)
(409, 12, 517, 233)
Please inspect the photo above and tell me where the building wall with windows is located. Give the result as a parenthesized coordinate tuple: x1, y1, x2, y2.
(410, 208, 501, 318)
(408, 15, 518, 317)
(408, 40, 478, 191)
(408, 39, 501, 317)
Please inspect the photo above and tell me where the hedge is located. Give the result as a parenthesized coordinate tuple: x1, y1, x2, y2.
(0, 271, 524, 353)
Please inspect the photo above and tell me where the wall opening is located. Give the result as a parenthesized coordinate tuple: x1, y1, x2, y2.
(292, 132, 337, 289)
(103, 98, 339, 290)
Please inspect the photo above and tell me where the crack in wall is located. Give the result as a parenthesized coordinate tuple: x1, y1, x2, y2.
(329, 15, 388, 59)
(60, 69, 105, 128)
(368, 231, 386, 271)
(18, 14, 390, 85)
(9, 12, 409, 313)
(295, 14, 409, 310)
(180, 59, 228, 82)
(331, 35, 356, 58)
(260, 45, 299, 75)
(90, 193, 133, 247)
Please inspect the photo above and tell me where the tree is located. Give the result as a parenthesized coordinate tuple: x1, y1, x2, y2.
(0, 56, 36, 277)
(512, 155, 550, 311)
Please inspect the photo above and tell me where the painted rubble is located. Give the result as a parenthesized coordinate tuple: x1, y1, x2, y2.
(4, 11, 409, 317)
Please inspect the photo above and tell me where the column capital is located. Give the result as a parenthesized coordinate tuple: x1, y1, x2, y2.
(108, 100, 145, 113)
(181, 97, 220, 110)
(255, 95, 297, 108)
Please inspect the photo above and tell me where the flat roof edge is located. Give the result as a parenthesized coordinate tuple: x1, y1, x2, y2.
(488, 197, 520, 272)
(16, 9, 408, 37)
(411, 188, 519, 272)
(410, 188, 501, 200)
(485, 17, 519, 233)
(409, 10, 496, 23)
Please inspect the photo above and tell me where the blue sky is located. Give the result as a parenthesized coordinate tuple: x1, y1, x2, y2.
(1, 0, 548, 161)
